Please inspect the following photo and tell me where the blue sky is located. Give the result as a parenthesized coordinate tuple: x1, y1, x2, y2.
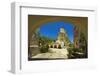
(38, 21, 74, 43)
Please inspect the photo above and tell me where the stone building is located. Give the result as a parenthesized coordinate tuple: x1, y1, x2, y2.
(48, 27, 70, 49)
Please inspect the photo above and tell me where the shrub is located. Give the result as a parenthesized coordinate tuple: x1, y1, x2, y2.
(58, 44, 61, 49)
(68, 48, 86, 59)
(40, 45, 49, 53)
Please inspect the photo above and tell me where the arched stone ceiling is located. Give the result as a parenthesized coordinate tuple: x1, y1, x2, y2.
(28, 15, 88, 41)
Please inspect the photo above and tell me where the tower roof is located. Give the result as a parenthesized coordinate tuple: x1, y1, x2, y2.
(60, 28, 66, 33)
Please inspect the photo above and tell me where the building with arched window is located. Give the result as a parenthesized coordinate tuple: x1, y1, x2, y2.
(48, 27, 70, 49)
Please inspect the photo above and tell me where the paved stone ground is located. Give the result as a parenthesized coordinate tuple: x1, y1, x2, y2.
(32, 48, 69, 59)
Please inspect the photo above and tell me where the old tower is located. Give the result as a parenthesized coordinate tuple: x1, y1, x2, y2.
(56, 27, 70, 48)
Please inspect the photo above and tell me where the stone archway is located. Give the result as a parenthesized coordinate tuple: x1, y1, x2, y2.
(28, 15, 88, 44)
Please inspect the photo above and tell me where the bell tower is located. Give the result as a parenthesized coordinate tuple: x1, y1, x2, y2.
(57, 27, 70, 47)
